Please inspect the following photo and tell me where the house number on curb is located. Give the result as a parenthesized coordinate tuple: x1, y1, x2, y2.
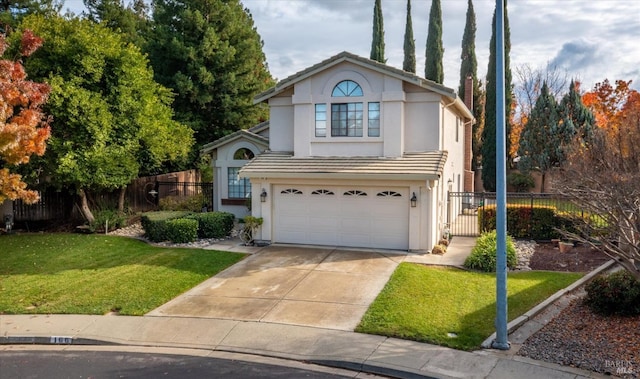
(50, 336, 72, 344)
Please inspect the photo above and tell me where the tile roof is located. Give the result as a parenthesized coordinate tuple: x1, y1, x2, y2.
(200, 128, 269, 155)
(239, 151, 448, 181)
(254, 51, 473, 122)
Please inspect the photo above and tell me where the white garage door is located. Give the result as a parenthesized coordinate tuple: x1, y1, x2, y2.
(273, 185, 409, 250)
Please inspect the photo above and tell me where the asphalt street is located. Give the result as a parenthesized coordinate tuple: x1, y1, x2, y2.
(0, 346, 387, 379)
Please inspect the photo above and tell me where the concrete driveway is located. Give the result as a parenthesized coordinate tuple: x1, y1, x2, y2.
(147, 245, 405, 331)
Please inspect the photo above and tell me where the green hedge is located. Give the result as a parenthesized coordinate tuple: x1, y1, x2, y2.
(141, 211, 191, 242)
(165, 218, 199, 243)
(479, 205, 562, 240)
(187, 212, 235, 239)
(142, 211, 235, 242)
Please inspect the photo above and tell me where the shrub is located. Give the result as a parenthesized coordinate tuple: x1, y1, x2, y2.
(479, 205, 564, 240)
(584, 270, 640, 316)
(164, 218, 199, 243)
(90, 209, 127, 233)
(507, 172, 535, 192)
(187, 212, 235, 239)
(464, 230, 517, 272)
(141, 211, 191, 242)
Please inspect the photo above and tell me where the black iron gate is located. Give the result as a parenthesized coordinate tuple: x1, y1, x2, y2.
(446, 192, 567, 238)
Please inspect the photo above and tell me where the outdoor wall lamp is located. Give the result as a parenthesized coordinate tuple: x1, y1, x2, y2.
(410, 192, 417, 207)
(148, 189, 158, 198)
(260, 188, 267, 202)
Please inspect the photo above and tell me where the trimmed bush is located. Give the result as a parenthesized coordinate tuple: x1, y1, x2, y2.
(584, 270, 640, 316)
(141, 211, 191, 242)
(164, 218, 199, 243)
(464, 230, 517, 272)
(479, 205, 563, 240)
(187, 212, 235, 239)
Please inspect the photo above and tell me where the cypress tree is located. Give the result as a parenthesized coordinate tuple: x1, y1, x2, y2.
(402, 0, 416, 73)
(481, 0, 512, 192)
(424, 0, 443, 83)
(370, 0, 385, 63)
(458, 0, 483, 170)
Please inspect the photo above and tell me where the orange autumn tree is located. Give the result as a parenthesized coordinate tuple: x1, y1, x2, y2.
(0, 29, 51, 204)
(583, 79, 640, 160)
(582, 79, 638, 134)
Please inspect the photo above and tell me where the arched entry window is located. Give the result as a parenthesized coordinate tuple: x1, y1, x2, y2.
(233, 148, 255, 160)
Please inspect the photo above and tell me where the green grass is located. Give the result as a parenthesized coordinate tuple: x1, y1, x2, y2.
(0, 233, 245, 315)
(356, 264, 583, 350)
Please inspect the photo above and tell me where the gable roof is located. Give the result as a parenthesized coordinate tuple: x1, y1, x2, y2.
(239, 151, 448, 181)
(200, 123, 269, 156)
(254, 51, 473, 121)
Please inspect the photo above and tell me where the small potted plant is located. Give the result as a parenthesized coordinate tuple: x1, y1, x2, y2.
(558, 240, 574, 253)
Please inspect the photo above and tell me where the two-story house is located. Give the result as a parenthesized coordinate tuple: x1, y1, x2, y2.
(202, 51, 474, 252)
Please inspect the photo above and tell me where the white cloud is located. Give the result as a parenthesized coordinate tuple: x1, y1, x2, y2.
(244, 0, 640, 92)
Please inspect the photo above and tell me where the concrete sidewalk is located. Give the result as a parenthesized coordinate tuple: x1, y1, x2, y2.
(0, 314, 603, 379)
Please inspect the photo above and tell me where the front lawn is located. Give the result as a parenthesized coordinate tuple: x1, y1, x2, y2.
(356, 264, 583, 350)
(0, 233, 245, 315)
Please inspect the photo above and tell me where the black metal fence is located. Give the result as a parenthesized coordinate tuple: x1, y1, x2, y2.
(446, 192, 577, 238)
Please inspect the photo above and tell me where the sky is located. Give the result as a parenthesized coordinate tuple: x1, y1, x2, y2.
(63, 0, 639, 92)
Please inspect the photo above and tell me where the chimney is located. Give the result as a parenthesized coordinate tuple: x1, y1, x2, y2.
(463, 75, 474, 192)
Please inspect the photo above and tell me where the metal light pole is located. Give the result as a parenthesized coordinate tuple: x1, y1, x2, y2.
(492, 0, 510, 350)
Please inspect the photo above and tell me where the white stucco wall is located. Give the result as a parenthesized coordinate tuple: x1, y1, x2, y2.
(213, 140, 265, 218)
(404, 92, 441, 152)
(268, 96, 294, 152)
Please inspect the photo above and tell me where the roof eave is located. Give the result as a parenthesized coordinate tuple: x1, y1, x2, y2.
(239, 172, 441, 181)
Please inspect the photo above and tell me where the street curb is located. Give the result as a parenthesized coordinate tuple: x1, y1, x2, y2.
(0, 336, 116, 346)
(480, 258, 617, 349)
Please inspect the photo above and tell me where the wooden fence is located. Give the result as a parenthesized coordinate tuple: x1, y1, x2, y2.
(11, 170, 207, 222)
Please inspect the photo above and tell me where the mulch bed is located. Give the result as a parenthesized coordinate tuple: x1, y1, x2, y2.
(518, 242, 640, 378)
(528, 242, 611, 272)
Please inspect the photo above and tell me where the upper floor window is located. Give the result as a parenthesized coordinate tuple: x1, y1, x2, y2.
(317, 79, 379, 138)
(332, 80, 363, 97)
(315, 104, 326, 137)
(332, 103, 363, 137)
(368, 102, 380, 137)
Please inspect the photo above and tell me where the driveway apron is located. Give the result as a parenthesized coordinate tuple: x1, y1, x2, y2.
(147, 245, 405, 331)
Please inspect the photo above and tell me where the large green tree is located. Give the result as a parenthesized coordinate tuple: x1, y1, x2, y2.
(370, 0, 385, 63)
(481, 0, 512, 192)
(424, 0, 443, 83)
(517, 82, 559, 192)
(20, 14, 193, 222)
(402, 0, 415, 73)
(83, 0, 149, 47)
(457, 0, 483, 170)
(146, 0, 272, 164)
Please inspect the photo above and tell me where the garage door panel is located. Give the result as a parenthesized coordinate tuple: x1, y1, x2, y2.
(274, 185, 408, 250)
